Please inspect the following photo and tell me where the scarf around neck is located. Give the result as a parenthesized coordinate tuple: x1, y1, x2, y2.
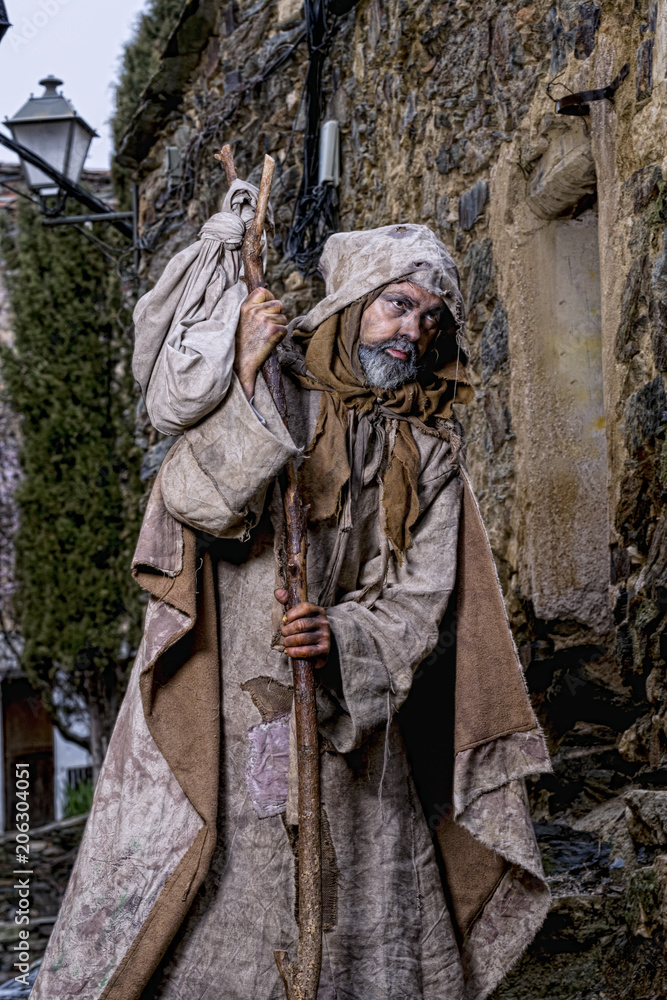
(291, 291, 474, 555)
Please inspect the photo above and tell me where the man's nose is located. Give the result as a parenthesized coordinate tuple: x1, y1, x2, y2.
(399, 313, 420, 341)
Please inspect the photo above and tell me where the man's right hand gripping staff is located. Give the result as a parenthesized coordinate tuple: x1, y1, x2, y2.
(234, 286, 288, 401)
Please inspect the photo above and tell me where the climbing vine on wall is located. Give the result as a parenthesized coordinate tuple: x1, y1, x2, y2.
(112, 0, 187, 151)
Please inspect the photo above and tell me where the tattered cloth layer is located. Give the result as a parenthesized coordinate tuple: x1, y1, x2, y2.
(291, 292, 473, 553)
(30, 461, 550, 1000)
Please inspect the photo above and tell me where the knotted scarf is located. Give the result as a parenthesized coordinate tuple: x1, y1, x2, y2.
(291, 290, 474, 555)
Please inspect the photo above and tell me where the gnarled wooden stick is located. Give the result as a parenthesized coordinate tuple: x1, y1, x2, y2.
(213, 144, 238, 182)
(216, 144, 322, 1000)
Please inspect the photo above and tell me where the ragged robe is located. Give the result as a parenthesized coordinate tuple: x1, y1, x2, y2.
(30, 206, 551, 1000)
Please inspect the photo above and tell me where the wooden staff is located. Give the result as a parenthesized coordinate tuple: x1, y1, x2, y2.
(215, 144, 322, 1000)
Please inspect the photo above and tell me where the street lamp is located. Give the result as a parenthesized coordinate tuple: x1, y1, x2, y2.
(5, 76, 97, 209)
(0, 76, 138, 271)
(0, 2, 11, 46)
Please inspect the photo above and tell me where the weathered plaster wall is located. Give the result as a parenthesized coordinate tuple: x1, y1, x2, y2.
(506, 205, 607, 631)
(119, 1, 667, 992)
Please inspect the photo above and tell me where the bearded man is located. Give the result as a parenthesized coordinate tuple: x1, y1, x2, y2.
(31, 187, 551, 1000)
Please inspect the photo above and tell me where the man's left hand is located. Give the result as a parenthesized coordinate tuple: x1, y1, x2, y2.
(275, 589, 330, 669)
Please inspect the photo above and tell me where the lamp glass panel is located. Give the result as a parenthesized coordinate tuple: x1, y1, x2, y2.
(10, 119, 71, 190)
(65, 121, 94, 184)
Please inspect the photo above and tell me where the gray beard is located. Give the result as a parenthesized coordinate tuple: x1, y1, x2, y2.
(358, 336, 419, 390)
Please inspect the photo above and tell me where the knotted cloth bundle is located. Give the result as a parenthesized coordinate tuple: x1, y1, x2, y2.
(132, 179, 274, 428)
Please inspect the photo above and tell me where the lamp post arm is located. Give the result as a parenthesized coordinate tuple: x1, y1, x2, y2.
(42, 212, 134, 225)
(0, 131, 134, 239)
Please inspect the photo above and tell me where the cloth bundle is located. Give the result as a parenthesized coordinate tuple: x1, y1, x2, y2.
(132, 180, 273, 436)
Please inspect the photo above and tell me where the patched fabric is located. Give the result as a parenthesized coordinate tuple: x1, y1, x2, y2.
(241, 675, 294, 721)
(453, 728, 552, 816)
(245, 713, 290, 819)
(29, 624, 203, 1000)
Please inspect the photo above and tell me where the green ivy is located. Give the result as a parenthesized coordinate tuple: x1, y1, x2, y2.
(112, 0, 187, 152)
(0, 203, 144, 753)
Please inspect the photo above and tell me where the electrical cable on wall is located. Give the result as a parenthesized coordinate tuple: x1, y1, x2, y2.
(287, 0, 358, 274)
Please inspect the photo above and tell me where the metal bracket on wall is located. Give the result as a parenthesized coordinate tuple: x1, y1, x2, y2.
(41, 184, 140, 276)
(164, 146, 183, 188)
(556, 63, 629, 116)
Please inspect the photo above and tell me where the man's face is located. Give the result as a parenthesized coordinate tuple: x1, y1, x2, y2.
(358, 281, 444, 390)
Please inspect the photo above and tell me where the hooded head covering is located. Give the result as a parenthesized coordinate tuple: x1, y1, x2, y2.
(291, 223, 467, 341)
(287, 224, 474, 556)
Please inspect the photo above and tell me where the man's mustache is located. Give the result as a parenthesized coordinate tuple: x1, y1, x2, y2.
(368, 335, 418, 363)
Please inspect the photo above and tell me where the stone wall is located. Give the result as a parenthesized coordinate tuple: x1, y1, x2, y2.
(117, 0, 667, 992)
(0, 815, 86, 985)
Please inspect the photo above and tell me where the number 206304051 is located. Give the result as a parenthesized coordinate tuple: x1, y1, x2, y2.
(15, 764, 30, 863)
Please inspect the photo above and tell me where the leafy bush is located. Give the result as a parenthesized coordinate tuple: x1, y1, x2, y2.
(0, 203, 144, 767)
(63, 777, 94, 819)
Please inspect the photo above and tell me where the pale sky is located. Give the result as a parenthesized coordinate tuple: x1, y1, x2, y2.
(1, 0, 152, 170)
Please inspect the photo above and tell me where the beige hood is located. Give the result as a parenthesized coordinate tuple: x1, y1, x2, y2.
(289, 223, 466, 339)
